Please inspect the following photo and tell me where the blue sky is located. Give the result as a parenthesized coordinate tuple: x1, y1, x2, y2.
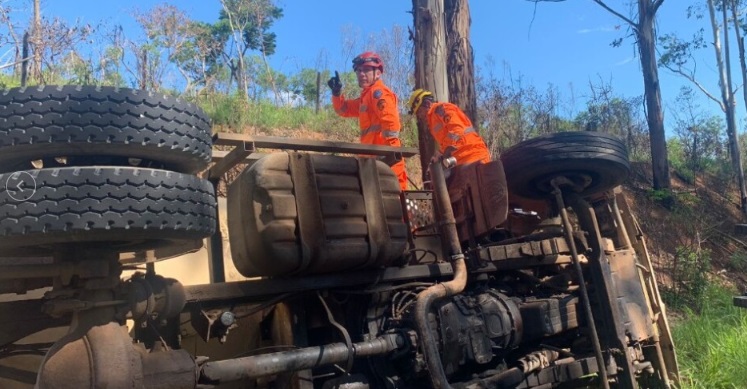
(41, 1, 730, 128)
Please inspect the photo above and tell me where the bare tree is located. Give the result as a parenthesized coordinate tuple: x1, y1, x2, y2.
(575, 77, 649, 159)
(246, 0, 281, 104)
(369, 25, 413, 106)
(0, 3, 26, 76)
(527, 0, 671, 191)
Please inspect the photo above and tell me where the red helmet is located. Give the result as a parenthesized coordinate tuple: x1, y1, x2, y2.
(352, 51, 384, 72)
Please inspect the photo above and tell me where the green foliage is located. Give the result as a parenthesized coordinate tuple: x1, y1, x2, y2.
(647, 188, 676, 205)
(195, 92, 359, 138)
(0, 74, 23, 90)
(217, 0, 283, 55)
(661, 246, 712, 312)
(670, 87, 727, 178)
(729, 251, 747, 271)
(659, 31, 707, 70)
(672, 284, 747, 389)
(288, 68, 326, 106)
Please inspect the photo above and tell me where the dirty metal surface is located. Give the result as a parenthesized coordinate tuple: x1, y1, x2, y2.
(213, 133, 419, 157)
(734, 295, 747, 308)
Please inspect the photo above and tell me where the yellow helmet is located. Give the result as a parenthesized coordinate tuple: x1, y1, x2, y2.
(407, 89, 433, 114)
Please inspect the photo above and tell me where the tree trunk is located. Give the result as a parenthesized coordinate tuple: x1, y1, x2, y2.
(139, 48, 147, 90)
(444, 0, 477, 124)
(315, 71, 321, 114)
(730, 0, 747, 214)
(32, 0, 41, 83)
(412, 0, 449, 183)
(21, 32, 29, 87)
(237, 57, 248, 101)
(708, 0, 747, 214)
(637, 0, 670, 191)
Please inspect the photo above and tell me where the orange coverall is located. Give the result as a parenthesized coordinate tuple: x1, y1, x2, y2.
(332, 79, 408, 190)
(426, 102, 491, 165)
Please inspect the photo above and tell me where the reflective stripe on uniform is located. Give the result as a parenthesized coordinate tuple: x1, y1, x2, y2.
(361, 124, 381, 136)
(433, 123, 444, 133)
(382, 130, 399, 139)
(447, 133, 461, 142)
(464, 127, 476, 134)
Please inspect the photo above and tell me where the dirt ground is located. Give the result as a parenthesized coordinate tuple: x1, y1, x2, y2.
(623, 161, 747, 292)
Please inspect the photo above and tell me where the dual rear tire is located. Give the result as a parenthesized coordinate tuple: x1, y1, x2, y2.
(0, 86, 216, 257)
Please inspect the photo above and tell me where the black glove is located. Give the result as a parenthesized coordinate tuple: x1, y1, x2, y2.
(327, 71, 342, 96)
(377, 153, 402, 167)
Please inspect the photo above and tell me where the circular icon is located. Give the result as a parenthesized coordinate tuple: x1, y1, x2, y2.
(5, 171, 37, 202)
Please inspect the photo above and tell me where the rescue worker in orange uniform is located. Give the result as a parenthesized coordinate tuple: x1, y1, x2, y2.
(327, 52, 408, 190)
(407, 89, 491, 165)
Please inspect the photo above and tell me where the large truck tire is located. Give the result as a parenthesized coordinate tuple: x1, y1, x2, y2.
(501, 131, 630, 199)
(0, 167, 216, 255)
(0, 85, 212, 174)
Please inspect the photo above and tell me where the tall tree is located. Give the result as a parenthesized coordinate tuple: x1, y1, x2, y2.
(412, 0, 450, 181)
(369, 25, 413, 108)
(574, 80, 649, 160)
(670, 87, 725, 174)
(444, 0, 477, 123)
(660, 1, 747, 213)
(215, 0, 282, 101)
(134, 4, 200, 94)
(714, 0, 747, 213)
(32, 0, 41, 82)
(528, 0, 671, 191)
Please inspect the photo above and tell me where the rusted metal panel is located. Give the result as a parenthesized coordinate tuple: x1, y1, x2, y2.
(208, 141, 255, 181)
(614, 191, 680, 383)
(607, 250, 656, 342)
(182, 262, 456, 304)
(214, 133, 419, 157)
(448, 160, 509, 240)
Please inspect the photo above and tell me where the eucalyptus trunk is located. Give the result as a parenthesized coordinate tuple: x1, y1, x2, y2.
(32, 0, 41, 83)
(636, 0, 671, 191)
(412, 0, 449, 183)
(444, 0, 477, 124)
(729, 0, 747, 214)
(708, 0, 747, 214)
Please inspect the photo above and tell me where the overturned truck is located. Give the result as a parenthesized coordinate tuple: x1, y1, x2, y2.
(0, 86, 678, 388)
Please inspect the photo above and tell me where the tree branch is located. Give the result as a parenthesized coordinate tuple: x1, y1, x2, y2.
(663, 64, 724, 110)
(653, 0, 665, 14)
(0, 56, 31, 70)
(591, 0, 637, 28)
(524, 0, 638, 29)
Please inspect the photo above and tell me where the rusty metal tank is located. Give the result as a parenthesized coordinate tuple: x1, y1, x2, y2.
(227, 152, 408, 277)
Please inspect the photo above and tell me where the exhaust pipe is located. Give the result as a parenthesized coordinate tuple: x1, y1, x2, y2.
(414, 158, 467, 389)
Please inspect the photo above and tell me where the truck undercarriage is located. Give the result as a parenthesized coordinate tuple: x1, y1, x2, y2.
(0, 86, 678, 388)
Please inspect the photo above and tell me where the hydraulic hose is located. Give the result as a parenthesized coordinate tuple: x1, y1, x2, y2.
(414, 158, 468, 389)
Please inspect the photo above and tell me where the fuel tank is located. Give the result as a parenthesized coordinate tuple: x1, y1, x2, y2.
(228, 152, 408, 277)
